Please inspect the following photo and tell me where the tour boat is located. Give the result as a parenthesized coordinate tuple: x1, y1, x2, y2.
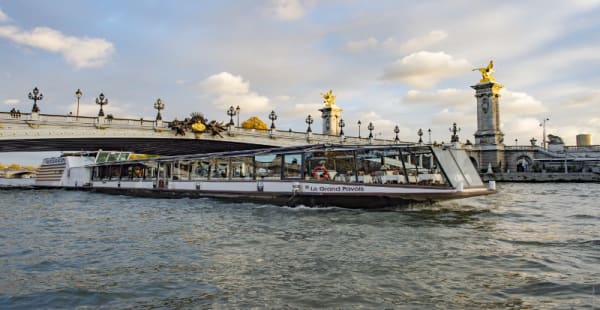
(35, 144, 496, 208)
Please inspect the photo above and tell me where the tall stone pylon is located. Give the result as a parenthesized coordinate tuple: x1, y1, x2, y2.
(471, 60, 505, 172)
(319, 89, 343, 136)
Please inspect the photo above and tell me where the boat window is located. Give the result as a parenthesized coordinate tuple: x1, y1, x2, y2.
(431, 148, 483, 188)
(255, 154, 282, 180)
(173, 160, 191, 180)
(191, 160, 210, 180)
(305, 150, 354, 182)
(145, 161, 158, 180)
(110, 165, 121, 180)
(230, 156, 254, 180)
(158, 162, 172, 180)
(402, 147, 449, 186)
(211, 159, 230, 180)
(283, 154, 302, 179)
(356, 149, 384, 183)
(95, 151, 109, 163)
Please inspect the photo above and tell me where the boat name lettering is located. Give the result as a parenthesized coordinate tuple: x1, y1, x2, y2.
(309, 185, 364, 192)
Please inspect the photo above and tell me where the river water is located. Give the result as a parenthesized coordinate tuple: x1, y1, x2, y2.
(0, 183, 598, 309)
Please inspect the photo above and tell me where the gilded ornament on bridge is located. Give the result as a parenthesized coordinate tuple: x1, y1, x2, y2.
(473, 60, 496, 83)
(241, 116, 268, 130)
(321, 89, 336, 107)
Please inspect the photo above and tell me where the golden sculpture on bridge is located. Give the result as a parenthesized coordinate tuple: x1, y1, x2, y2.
(321, 89, 336, 107)
(473, 60, 496, 83)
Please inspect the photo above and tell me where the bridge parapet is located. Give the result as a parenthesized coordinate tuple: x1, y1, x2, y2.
(0, 112, 396, 152)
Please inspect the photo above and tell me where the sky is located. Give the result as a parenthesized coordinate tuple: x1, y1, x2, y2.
(1, 0, 600, 165)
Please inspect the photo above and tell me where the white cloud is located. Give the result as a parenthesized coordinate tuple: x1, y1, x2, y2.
(383, 51, 471, 88)
(0, 25, 114, 69)
(383, 30, 448, 54)
(269, 0, 309, 21)
(404, 88, 472, 107)
(199, 72, 270, 113)
(502, 89, 546, 115)
(0, 8, 7, 22)
(3, 99, 19, 105)
(345, 37, 378, 53)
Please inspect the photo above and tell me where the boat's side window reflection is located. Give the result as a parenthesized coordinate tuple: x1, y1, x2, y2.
(173, 160, 191, 180)
(305, 151, 354, 182)
(255, 154, 282, 180)
(211, 159, 229, 180)
(403, 148, 449, 186)
(191, 160, 210, 180)
(230, 156, 254, 180)
(356, 150, 393, 184)
(283, 154, 302, 179)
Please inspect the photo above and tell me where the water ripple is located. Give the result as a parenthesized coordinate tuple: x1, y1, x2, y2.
(1, 184, 599, 308)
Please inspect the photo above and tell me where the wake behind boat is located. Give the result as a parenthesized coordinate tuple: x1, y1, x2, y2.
(35, 144, 495, 208)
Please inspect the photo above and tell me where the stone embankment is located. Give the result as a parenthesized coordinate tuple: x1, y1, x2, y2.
(484, 172, 600, 182)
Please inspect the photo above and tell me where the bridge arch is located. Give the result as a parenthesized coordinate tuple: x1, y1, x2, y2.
(515, 155, 533, 172)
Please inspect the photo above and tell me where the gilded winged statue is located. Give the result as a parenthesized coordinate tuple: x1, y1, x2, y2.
(473, 60, 495, 83)
(321, 89, 336, 107)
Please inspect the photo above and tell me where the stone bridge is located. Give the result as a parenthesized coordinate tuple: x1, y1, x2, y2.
(0, 112, 387, 155)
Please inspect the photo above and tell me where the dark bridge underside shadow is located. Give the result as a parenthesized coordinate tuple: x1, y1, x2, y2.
(0, 138, 274, 155)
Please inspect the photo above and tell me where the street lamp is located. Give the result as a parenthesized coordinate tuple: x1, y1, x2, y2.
(530, 137, 537, 146)
(269, 110, 277, 130)
(357, 120, 362, 138)
(394, 125, 400, 144)
(305, 114, 313, 133)
(339, 118, 345, 136)
(227, 106, 236, 127)
(427, 128, 432, 144)
(449, 122, 461, 143)
(95, 93, 108, 117)
(236, 105, 240, 127)
(367, 122, 374, 139)
(28, 87, 43, 113)
(75, 88, 82, 120)
(154, 98, 164, 121)
(539, 118, 549, 150)
(418, 128, 423, 144)
(515, 138, 518, 146)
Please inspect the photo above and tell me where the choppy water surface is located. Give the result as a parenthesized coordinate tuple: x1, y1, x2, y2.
(0, 183, 598, 309)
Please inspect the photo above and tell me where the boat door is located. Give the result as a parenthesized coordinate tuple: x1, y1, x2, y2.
(157, 162, 172, 189)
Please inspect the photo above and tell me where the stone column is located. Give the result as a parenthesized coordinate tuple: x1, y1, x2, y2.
(472, 81, 505, 172)
(319, 105, 343, 136)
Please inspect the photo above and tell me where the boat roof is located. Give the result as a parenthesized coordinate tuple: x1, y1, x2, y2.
(89, 143, 431, 165)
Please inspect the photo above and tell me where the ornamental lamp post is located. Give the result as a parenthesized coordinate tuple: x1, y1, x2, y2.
(95, 93, 108, 117)
(530, 137, 537, 146)
(305, 114, 313, 133)
(269, 110, 277, 130)
(394, 125, 400, 144)
(367, 122, 374, 144)
(28, 86, 43, 114)
(428, 128, 432, 144)
(75, 88, 82, 120)
(357, 120, 362, 138)
(418, 128, 423, 145)
(449, 122, 461, 143)
(235, 105, 240, 127)
(227, 106, 236, 127)
(339, 118, 345, 136)
(268, 110, 277, 137)
(153, 98, 164, 121)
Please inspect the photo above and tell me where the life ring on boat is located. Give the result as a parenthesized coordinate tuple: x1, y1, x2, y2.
(158, 179, 165, 188)
(133, 166, 143, 177)
(312, 166, 329, 179)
